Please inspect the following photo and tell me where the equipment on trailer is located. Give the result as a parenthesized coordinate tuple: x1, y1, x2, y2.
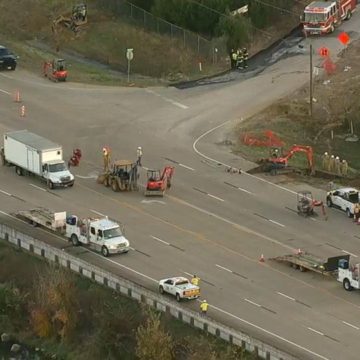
(98, 160, 139, 192)
(297, 190, 324, 217)
(68, 148, 82, 167)
(43, 59, 67, 82)
(272, 252, 350, 275)
(258, 144, 314, 175)
(145, 166, 174, 197)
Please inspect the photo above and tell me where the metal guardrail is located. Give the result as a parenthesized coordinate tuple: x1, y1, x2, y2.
(0, 223, 296, 360)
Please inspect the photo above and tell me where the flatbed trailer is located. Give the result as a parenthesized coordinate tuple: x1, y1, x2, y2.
(14, 208, 66, 233)
(271, 252, 350, 276)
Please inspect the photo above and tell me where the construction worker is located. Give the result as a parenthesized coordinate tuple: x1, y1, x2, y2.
(242, 47, 249, 68)
(272, 148, 279, 158)
(137, 146, 143, 167)
(341, 159, 348, 176)
(102, 147, 111, 173)
(200, 300, 208, 315)
(334, 156, 341, 175)
(329, 155, 335, 172)
(191, 275, 200, 286)
(236, 48, 244, 69)
(354, 203, 360, 223)
(230, 49, 237, 69)
(322, 152, 330, 171)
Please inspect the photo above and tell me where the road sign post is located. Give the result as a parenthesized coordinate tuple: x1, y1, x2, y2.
(126, 48, 134, 83)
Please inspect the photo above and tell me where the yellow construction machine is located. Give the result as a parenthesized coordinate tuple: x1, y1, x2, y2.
(52, 4, 88, 52)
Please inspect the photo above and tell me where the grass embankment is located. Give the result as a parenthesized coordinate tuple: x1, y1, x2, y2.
(0, 240, 255, 360)
(233, 39, 360, 180)
(0, 0, 226, 85)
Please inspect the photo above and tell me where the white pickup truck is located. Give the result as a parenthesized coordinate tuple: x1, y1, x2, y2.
(326, 187, 359, 218)
(159, 277, 200, 302)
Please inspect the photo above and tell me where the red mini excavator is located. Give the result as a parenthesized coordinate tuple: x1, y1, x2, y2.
(145, 166, 174, 197)
(266, 145, 315, 175)
(43, 59, 67, 82)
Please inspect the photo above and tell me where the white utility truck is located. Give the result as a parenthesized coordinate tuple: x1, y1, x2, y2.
(326, 187, 359, 218)
(159, 277, 200, 302)
(338, 258, 360, 291)
(1, 130, 74, 189)
(15, 208, 130, 257)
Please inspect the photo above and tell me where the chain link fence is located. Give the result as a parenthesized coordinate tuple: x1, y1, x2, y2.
(95, 0, 228, 65)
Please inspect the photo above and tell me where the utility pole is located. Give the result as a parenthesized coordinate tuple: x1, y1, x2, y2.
(309, 43, 313, 117)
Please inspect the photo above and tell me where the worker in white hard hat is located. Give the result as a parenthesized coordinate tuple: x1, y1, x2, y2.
(329, 155, 335, 172)
(136, 146, 143, 166)
(334, 156, 341, 175)
(200, 300, 208, 315)
(102, 146, 111, 172)
(341, 159, 348, 176)
(322, 152, 330, 171)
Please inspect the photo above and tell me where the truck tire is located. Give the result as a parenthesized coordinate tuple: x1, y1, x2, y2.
(48, 181, 54, 190)
(15, 166, 23, 176)
(159, 285, 164, 294)
(343, 278, 353, 291)
(71, 234, 79, 246)
(101, 246, 109, 257)
(346, 208, 352, 218)
(176, 293, 181, 302)
(111, 179, 119, 192)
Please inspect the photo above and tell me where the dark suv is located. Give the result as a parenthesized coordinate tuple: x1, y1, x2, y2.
(0, 46, 17, 70)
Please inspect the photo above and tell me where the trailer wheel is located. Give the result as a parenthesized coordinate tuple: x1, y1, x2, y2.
(343, 278, 353, 291)
(15, 166, 23, 176)
(299, 266, 307, 272)
(159, 285, 164, 294)
(71, 234, 79, 246)
(176, 293, 181, 302)
(101, 246, 109, 257)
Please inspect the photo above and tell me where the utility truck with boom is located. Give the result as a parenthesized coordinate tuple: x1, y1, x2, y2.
(1, 130, 74, 189)
(15, 208, 130, 257)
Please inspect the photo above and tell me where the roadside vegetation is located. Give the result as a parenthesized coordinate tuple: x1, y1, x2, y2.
(0, 241, 256, 360)
(0, 0, 305, 84)
(232, 38, 360, 182)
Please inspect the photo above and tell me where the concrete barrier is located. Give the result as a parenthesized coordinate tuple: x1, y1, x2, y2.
(0, 223, 296, 360)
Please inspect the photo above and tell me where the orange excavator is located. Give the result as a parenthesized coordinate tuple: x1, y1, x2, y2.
(261, 145, 315, 175)
(145, 166, 175, 197)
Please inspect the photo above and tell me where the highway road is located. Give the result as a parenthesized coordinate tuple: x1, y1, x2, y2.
(1, 14, 360, 360)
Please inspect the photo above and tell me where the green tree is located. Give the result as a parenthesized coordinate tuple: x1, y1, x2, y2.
(136, 310, 174, 360)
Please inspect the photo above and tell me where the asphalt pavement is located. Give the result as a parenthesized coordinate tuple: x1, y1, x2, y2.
(1, 13, 360, 360)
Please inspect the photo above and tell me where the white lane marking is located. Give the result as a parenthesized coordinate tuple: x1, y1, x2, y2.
(0, 189, 12, 196)
(269, 219, 286, 227)
(342, 321, 360, 330)
(90, 209, 106, 217)
(209, 303, 330, 360)
(310, 217, 317, 221)
(170, 195, 294, 251)
(342, 249, 358, 258)
(142, 166, 149, 171)
(29, 183, 46, 192)
(129, 246, 136, 251)
(183, 271, 193, 277)
(76, 174, 98, 179)
(90, 250, 158, 283)
(215, 264, 233, 273)
(0, 88, 11, 95)
(0, 73, 13, 80)
(307, 327, 324, 336)
(179, 163, 195, 171)
(145, 89, 188, 110)
(192, 120, 297, 195)
(141, 199, 166, 205)
(238, 187, 253, 194)
(277, 291, 295, 301)
(244, 298, 261, 307)
(207, 193, 225, 202)
(150, 235, 170, 246)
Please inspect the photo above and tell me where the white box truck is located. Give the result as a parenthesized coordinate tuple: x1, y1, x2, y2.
(1, 130, 74, 189)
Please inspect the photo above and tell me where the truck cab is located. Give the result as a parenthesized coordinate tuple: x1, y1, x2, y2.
(66, 216, 130, 257)
(42, 160, 74, 189)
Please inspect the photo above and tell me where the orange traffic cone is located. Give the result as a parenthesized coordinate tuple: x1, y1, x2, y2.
(259, 254, 265, 262)
(20, 105, 26, 117)
(14, 90, 21, 103)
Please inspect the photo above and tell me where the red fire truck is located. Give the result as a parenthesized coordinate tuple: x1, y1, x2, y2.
(301, 0, 356, 36)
